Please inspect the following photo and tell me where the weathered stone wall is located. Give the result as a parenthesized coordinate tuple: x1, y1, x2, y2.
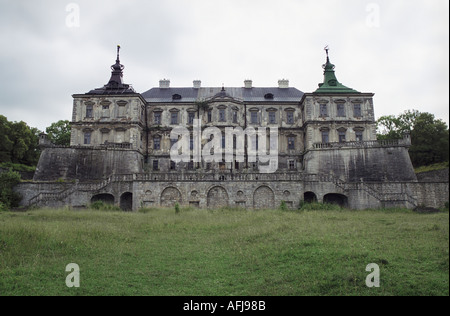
(15, 178, 448, 211)
(33, 147, 144, 181)
(304, 146, 417, 182)
(408, 182, 449, 208)
(416, 168, 449, 182)
(133, 180, 304, 210)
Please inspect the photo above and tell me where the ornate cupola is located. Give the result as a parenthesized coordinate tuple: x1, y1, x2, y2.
(107, 45, 125, 87)
(314, 46, 360, 94)
(86, 45, 136, 95)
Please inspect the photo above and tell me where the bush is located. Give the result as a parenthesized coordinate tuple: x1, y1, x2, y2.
(175, 202, 180, 214)
(0, 168, 22, 209)
(279, 200, 288, 211)
(0, 201, 8, 212)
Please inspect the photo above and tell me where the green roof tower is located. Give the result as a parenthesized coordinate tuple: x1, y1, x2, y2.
(314, 47, 360, 94)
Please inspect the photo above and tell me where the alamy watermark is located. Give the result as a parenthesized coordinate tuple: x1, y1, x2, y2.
(65, 3, 80, 28)
(365, 263, 380, 288)
(169, 118, 279, 173)
(366, 3, 381, 28)
(65, 263, 80, 288)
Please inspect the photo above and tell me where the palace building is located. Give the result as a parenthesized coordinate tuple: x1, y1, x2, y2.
(18, 46, 447, 211)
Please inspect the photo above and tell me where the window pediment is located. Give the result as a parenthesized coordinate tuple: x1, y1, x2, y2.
(116, 100, 128, 106)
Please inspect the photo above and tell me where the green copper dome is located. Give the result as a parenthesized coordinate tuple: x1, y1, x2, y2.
(314, 49, 360, 94)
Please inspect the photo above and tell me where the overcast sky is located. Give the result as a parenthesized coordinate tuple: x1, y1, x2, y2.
(0, 0, 448, 131)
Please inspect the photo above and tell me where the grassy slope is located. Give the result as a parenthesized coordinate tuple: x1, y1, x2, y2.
(0, 208, 448, 296)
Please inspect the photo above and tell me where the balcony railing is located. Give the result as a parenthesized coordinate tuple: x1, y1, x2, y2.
(312, 139, 406, 149)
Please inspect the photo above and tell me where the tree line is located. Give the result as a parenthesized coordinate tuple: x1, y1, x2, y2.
(0, 115, 70, 167)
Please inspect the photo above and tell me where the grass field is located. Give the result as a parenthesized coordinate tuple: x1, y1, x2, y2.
(0, 206, 448, 296)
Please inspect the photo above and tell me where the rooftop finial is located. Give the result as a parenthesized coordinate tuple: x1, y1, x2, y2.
(116, 45, 121, 62)
(324, 45, 330, 61)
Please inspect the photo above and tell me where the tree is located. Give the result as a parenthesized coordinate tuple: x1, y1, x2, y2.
(409, 112, 449, 167)
(376, 110, 449, 167)
(0, 115, 41, 166)
(46, 120, 71, 146)
(0, 168, 22, 209)
(376, 109, 420, 140)
(0, 115, 13, 162)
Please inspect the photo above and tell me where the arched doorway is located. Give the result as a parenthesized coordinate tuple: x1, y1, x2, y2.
(91, 193, 115, 205)
(207, 186, 229, 209)
(304, 191, 317, 203)
(323, 193, 348, 207)
(253, 186, 275, 209)
(120, 192, 133, 211)
(160, 187, 182, 207)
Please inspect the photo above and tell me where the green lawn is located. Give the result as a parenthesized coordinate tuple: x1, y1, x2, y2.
(0, 207, 448, 296)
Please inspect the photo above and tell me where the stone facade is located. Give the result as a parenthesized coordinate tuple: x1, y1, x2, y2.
(16, 48, 449, 210)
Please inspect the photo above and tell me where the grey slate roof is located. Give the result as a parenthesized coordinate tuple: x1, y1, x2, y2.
(141, 87, 304, 103)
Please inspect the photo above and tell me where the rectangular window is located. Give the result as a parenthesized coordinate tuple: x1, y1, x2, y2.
(171, 112, 178, 125)
(339, 131, 346, 143)
(154, 112, 161, 125)
(288, 137, 295, 150)
(269, 111, 276, 124)
(221, 135, 226, 149)
(206, 162, 212, 170)
(356, 131, 363, 142)
(86, 105, 93, 118)
(152, 160, 159, 171)
(170, 161, 176, 170)
(190, 137, 194, 150)
(286, 111, 294, 124)
(251, 111, 258, 124)
(288, 160, 295, 170)
(322, 131, 329, 143)
(234, 161, 239, 170)
(353, 104, 362, 117)
(188, 161, 194, 170)
(337, 104, 345, 117)
(320, 104, 328, 117)
(188, 112, 195, 125)
(219, 109, 226, 122)
(207, 110, 212, 123)
(84, 132, 91, 145)
(153, 137, 161, 150)
(233, 110, 238, 123)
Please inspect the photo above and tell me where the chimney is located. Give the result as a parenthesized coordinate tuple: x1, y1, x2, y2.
(159, 79, 170, 89)
(244, 79, 253, 89)
(278, 79, 289, 89)
(193, 80, 201, 89)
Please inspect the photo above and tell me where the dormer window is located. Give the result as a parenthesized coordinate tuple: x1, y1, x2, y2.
(264, 93, 274, 100)
(172, 94, 182, 100)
